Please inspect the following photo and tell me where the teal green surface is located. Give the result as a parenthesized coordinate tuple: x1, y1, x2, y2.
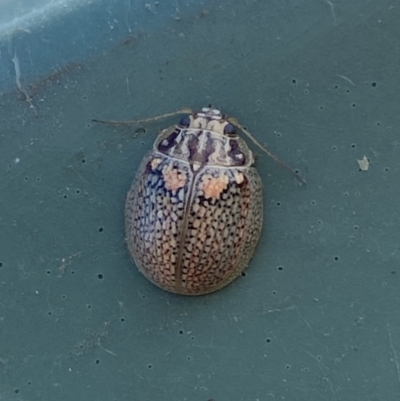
(1, 1, 400, 400)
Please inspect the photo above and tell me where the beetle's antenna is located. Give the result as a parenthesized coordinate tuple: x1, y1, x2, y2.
(228, 117, 306, 186)
(92, 108, 192, 126)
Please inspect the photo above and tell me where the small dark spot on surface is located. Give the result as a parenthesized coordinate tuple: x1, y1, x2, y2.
(346, 89, 350, 93)
(178, 329, 184, 335)
(147, 364, 153, 369)
(87, 304, 92, 309)
(241, 271, 246, 277)
(95, 359, 100, 364)
(48, 311, 52, 316)
(120, 317, 125, 322)
(76, 189, 80, 194)
(24, 176, 29, 181)
(46, 269, 51, 275)
(81, 159, 86, 164)
(371, 82, 377, 87)
(83, 95, 87, 100)
(187, 356, 192, 361)
(70, 270, 75, 275)
(27, 381, 32, 385)
(275, 201, 281, 206)
(98, 227, 104, 232)
(36, 177, 41, 182)
(277, 266, 283, 271)
(384, 167, 390, 172)
(391, 271, 396, 275)
(272, 290, 277, 296)
(14, 389, 20, 394)
(285, 364, 291, 370)
(354, 225, 359, 230)
(319, 105, 324, 110)
(311, 200, 316, 206)
(97, 274, 104, 280)
(334, 85, 339, 89)
(266, 338, 271, 343)
(0, 262, 3, 267)
(350, 143, 356, 149)
(304, 89, 309, 94)
(135, 127, 146, 135)
(334, 255, 340, 262)
(292, 79, 297, 84)
(331, 145, 338, 151)
(351, 103, 356, 108)
(376, 121, 381, 126)
(61, 294, 66, 300)
(276, 132, 282, 137)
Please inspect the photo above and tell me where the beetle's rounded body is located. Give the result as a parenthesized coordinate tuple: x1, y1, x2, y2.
(125, 108, 263, 295)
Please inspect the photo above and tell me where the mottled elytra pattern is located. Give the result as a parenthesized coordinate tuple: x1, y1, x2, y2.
(125, 107, 264, 295)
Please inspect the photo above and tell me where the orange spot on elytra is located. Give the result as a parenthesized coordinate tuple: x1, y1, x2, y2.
(162, 165, 187, 191)
(200, 173, 229, 199)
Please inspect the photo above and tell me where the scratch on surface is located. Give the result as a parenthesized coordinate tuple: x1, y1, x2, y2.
(11, 50, 37, 116)
(336, 74, 355, 86)
(387, 322, 400, 385)
(323, 0, 337, 25)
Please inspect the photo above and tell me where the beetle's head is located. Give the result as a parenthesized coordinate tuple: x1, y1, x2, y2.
(178, 107, 237, 138)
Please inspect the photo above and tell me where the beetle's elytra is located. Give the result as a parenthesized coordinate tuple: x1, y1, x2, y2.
(94, 107, 304, 296)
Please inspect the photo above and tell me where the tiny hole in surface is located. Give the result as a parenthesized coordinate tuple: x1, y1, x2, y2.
(97, 274, 104, 280)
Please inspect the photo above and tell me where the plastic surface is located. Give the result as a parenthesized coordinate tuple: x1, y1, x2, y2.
(1, 1, 400, 400)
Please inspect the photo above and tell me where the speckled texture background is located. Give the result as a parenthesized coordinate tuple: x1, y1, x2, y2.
(1, 1, 400, 400)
